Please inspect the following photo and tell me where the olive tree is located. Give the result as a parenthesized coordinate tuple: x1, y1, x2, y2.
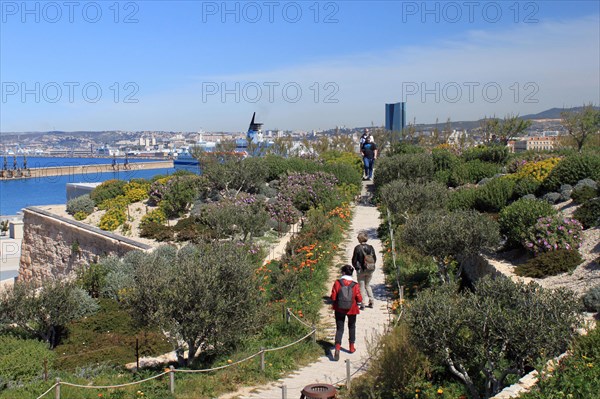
(0, 280, 98, 348)
(401, 210, 500, 282)
(126, 243, 265, 366)
(408, 277, 581, 398)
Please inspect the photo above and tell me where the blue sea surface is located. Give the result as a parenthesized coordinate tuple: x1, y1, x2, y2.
(0, 157, 174, 215)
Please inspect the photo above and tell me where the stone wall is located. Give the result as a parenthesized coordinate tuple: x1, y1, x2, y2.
(19, 207, 152, 284)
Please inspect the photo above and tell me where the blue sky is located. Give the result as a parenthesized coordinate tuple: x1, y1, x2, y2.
(1, 0, 599, 132)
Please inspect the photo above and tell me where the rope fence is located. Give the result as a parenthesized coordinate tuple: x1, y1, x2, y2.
(35, 308, 315, 399)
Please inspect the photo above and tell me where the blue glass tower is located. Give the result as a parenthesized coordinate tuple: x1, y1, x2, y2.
(385, 102, 406, 133)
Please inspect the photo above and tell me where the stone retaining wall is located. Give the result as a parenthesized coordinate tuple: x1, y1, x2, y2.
(19, 207, 152, 284)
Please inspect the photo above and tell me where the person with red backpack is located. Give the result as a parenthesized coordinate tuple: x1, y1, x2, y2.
(330, 264, 362, 361)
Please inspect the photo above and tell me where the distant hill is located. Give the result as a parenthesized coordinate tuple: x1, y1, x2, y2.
(520, 106, 599, 120)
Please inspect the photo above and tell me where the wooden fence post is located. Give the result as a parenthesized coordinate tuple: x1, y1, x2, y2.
(281, 384, 287, 399)
(260, 348, 265, 372)
(169, 366, 175, 394)
(346, 359, 351, 390)
(311, 325, 316, 343)
(54, 377, 61, 399)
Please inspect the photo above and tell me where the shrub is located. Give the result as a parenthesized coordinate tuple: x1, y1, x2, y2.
(462, 145, 509, 164)
(498, 198, 557, 248)
(160, 175, 202, 217)
(510, 157, 561, 182)
(432, 147, 460, 171)
(73, 211, 88, 221)
(140, 208, 167, 229)
(582, 284, 600, 312)
(401, 210, 500, 282)
(573, 197, 600, 228)
(571, 185, 598, 204)
(0, 336, 55, 388)
(447, 187, 478, 211)
(139, 221, 174, 241)
(97, 194, 129, 211)
(278, 172, 340, 212)
(448, 160, 501, 187)
(515, 249, 583, 278)
(148, 176, 172, 205)
(375, 153, 435, 187)
(541, 154, 600, 192)
(407, 277, 581, 398)
(387, 142, 426, 156)
(523, 216, 583, 254)
(90, 179, 126, 206)
(66, 194, 95, 216)
(474, 177, 515, 212)
(76, 262, 109, 298)
(380, 180, 449, 222)
(126, 243, 266, 366)
(123, 181, 150, 203)
(513, 175, 542, 198)
(98, 207, 126, 231)
(0, 280, 99, 348)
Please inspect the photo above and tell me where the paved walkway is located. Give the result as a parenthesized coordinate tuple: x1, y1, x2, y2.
(223, 181, 391, 398)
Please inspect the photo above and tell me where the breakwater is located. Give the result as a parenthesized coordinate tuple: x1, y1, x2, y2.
(0, 160, 173, 180)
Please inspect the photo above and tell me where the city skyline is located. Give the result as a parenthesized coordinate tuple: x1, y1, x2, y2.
(1, 1, 599, 132)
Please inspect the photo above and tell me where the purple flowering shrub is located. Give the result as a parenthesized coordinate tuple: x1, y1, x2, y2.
(523, 216, 583, 254)
(278, 172, 340, 212)
(267, 196, 301, 227)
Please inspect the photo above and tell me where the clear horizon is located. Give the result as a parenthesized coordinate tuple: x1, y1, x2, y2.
(1, 1, 599, 132)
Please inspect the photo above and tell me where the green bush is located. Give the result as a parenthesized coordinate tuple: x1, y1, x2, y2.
(387, 142, 426, 156)
(515, 249, 583, 278)
(98, 207, 126, 231)
(448, 160, 501, 187)
(498, 198, 557, 248)
(571, 185, 598, 204)
(582, 284, 600, 312)
(375, 153, 435, 187)
(513, 175, 541, 198)
(0, 336, 55, 388)
(139, 221, 174, 241)
(541, 154, 600, 193)
(140, 208, 167, 230)
(432, 148, 460, 171)
(573, 198, 600, 228)
(160, 175, 202, 217)
(407, 277, 581, 398)
(380, 180, 449, 222)
(447, 187, 478, 211)
(462, 145, 509, 164)
(76, 262, 109, 298)
(90, 179, 126, 206)
(66, 194, 95, 216)
(474, 177, 515, 212)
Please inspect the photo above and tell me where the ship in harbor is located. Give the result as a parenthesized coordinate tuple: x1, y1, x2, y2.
(173, 113, 269, 172)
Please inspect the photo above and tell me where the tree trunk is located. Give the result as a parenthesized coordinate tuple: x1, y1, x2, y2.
(187, 340, 198, 366)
